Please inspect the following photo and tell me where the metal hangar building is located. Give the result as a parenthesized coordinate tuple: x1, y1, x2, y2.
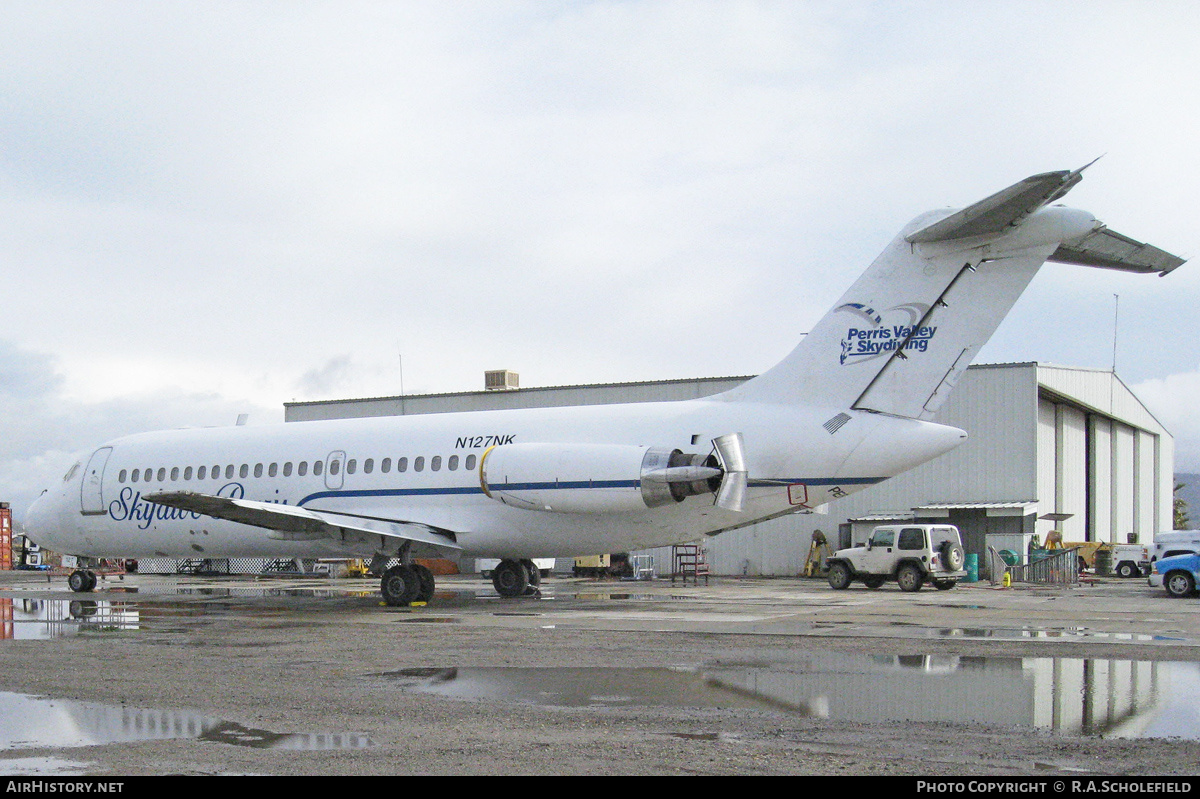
(284, 363, 1172, 576)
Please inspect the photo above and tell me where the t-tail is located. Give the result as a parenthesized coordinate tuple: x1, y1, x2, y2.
(718, 166, 1186, 419)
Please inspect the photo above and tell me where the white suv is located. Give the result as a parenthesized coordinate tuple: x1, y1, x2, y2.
(826, 524, 967, 592)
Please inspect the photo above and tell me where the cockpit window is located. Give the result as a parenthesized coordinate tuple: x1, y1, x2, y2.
(63, 463, 81, 482)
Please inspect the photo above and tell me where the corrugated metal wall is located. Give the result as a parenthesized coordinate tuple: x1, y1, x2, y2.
(1089, 416, 1112, 539)
(1111, 422, 1137, 542)
(1058, 405, 1088, 541)
(1037, 399, 1057, 527)
(1037, 394, 1164, 545)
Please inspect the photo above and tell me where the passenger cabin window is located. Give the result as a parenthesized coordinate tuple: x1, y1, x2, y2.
(898, 528, 926, 550)
(283, 462, 292, 477)
(329, 459, 340, 476)
(431, 456, 441, 471)
(119, 469, 128, 483)
(465, 454, 477, 470)
(314, 461, 323, 476)
(157, 468, 166, 482)
(448, 455, 459, 471)
(198, 466, 207, 480)
(363, 459, 374, 474)
(397, 457, 408, 473)
(347, 459, 356, 475)
(381, 458, 391, 473)
(171, 467, 179, 481)
(414, 456, 425, 472)
(184, 467, 192, 480)
(298, 462, 308, 477)
(254, 464, 263, 478)
(268, 463, 277, 477)
(225, 465, 235, 479)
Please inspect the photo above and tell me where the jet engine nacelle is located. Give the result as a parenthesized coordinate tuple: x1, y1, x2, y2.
(479, 443, 721, 514)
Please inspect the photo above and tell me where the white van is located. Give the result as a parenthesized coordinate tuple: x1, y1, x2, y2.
(1152, 530, 1200, 561)
(1147, 531, 1200, 587)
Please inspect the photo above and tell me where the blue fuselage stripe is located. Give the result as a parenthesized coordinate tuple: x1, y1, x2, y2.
(297, 476, 887, 507)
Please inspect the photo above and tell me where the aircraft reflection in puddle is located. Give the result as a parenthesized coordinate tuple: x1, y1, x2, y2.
(376, 653, 1200, 740)
(0, 692, 372, 751)
(0, 598, 140, 639)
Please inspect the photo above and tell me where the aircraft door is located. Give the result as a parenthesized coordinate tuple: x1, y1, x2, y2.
(324, 450, 346, 491)
(80, 447, 113, 515)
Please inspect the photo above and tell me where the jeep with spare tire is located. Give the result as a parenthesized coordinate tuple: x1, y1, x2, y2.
(826, 524, 967, 592)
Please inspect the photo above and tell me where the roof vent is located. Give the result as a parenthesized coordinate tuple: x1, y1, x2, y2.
(485, 370, 519, 391)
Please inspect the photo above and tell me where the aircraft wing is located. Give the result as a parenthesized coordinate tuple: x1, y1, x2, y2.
(1049, 226, 1186, 275)
(143, 491, 462, 551)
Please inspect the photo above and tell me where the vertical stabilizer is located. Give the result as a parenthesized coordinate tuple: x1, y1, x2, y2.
(717, 169, 1185, 419)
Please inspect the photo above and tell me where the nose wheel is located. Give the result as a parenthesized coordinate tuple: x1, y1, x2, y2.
(68, 570, 98, 593)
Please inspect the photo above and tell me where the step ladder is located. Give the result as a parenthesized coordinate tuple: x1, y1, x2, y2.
(671, 544, 709, 585)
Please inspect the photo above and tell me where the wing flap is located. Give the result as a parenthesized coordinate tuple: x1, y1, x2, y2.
(144, 491, 462, 551)
(1050, 226, 1186, 275)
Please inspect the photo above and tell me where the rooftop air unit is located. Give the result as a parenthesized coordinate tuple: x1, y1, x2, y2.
(485, 370, 519, 391)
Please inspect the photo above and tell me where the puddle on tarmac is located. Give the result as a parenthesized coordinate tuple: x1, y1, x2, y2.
(374, 654, 1200, 740)
(927, 626, 1173, 642)
(0, 692, 372, 751)
(0, 756, 93, 776)
(0, 598, 141, 639)
(573, 593, 665, 601)
(394, 617, 461, 624)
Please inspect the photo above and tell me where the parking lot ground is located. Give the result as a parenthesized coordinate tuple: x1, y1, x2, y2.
(1, 570, 1198, 776)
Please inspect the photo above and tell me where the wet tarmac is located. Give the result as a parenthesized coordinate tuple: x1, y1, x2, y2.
(7, 587, 1188, 645)
(372, 657, 1200, 740)
(1, 571, 1199, 775)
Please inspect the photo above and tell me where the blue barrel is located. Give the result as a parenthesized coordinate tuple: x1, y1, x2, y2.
(964, 553, 978, 582)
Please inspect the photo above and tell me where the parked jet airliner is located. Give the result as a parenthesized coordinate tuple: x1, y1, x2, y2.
(23, 167, 1185, 605)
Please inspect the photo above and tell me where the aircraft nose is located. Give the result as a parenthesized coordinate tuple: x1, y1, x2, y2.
(24, 491, 52, 543)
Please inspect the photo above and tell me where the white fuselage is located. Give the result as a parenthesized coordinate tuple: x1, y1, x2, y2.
(32, 169, 1167, 569)
(24, 397, 965, 562)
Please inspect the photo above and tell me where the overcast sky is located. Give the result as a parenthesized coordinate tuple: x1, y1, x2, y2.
(3, 1, 1198, 518)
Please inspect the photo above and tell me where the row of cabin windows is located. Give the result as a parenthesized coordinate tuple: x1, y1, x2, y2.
(115, 453, 479, 485)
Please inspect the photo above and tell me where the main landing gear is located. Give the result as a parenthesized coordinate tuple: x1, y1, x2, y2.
(380, 562, 437, 606)
(378, 557, 543, 605)
(491, 558, 541, 598)
(68, 570, 98, 593)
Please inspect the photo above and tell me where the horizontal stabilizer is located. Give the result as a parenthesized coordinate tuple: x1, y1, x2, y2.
(144, 491, 462, 550)
(1050, 226, 1185, 275)
(906, 168, 1085, 244)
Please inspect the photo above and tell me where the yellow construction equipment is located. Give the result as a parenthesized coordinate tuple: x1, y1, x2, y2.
(803, 530, 834, 577)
